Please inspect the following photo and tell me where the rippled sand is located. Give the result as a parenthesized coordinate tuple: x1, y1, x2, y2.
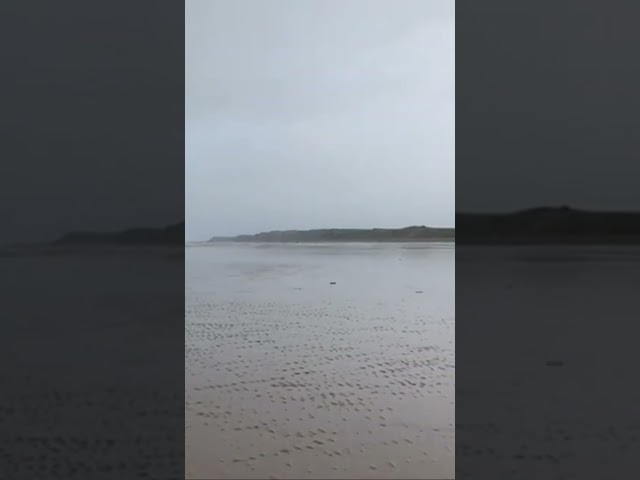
(1, 249, 183, 479)
(186, 243, 455, 479)
(457, 246, 640, 479)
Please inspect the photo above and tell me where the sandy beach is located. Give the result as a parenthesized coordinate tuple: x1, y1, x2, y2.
(456, 246, 640, 479)
(186, 242, 455, 479)
(1, 248, 184, 479)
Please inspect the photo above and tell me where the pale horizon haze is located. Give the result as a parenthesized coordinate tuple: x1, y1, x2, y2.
(186, 0, 454, 241)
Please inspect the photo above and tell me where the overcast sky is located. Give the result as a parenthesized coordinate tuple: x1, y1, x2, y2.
(186, 0, 454, 240)
(1, 2, 184, 244)
(457, 1, 640, 213)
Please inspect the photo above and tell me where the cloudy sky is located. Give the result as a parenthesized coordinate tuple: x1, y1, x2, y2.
(457, 1, 640, 213)
(186, 0, 454, 240)
(1, 2, 184, 244)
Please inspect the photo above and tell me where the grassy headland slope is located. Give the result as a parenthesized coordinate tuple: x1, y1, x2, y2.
(456, 207, 640, 244)
(209, 226, 454, 243)
(53, 222, 185, 246)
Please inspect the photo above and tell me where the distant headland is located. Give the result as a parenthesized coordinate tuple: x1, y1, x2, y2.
(456, 206, 640, 244)
(53, 222, 185, 246)
(209, 226, 455, 243)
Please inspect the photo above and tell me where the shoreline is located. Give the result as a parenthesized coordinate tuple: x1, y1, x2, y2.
(0, 244, 184, 258)
(203, 239, 455, 245)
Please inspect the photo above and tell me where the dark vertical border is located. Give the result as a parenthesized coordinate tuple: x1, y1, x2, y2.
(457, 1, 640, 479)
(0, 1, 184, 478)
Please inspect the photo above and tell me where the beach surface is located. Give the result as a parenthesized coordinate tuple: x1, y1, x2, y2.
(1, 247, 184, 479)
(186, 242, 455, 479)
(457, 246, 640, 479)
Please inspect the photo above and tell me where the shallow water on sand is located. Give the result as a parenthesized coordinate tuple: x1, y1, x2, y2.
(185, 242, 455, 479)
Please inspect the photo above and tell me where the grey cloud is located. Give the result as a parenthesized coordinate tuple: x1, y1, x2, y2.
(186, 0, 454, 240)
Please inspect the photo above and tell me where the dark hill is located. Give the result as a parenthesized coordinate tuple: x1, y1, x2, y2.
(456, 207, 640, 244)
(53, 222, 184, 246)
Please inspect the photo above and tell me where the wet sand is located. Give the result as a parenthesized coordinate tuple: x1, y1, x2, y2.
(1, 249, 183, 479)
(457, 246, 640, 479)
(186, 242, 455, 479)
